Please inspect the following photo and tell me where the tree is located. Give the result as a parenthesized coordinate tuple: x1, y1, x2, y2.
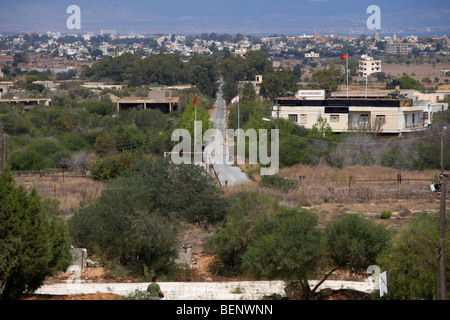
(222, 78, 239, 103)
(241, 82, 257, 102)
(69, 158, 228, 276)
(93, 133, 117, 157)
(377, 211, 450, 300)
(260, 69, 298, 101)
(307, 114, 333, 138)
(177, 99, 212, 137)
(324, 213, 390, 278)
(203, 192, 278, 276)
(0, 171, 72, 299)
(184, 55, 219, 98)
(241, 207, 322, 298)
(243, 50, 273, 80)
(311, 65, 344, 91)
(386, 76, 424, 91)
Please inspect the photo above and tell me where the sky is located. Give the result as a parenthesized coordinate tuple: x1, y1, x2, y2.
(0, 0, 449, 36)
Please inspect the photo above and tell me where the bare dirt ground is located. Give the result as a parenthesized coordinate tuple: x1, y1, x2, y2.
(381, 62, 450, 82)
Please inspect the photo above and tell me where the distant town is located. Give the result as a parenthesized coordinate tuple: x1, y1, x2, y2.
(1, 30, 449, 77)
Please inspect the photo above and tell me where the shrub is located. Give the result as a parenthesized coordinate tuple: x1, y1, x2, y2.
(69, 158, 228, 277)
(259, 174, 298, 191)
(380, 210, 392, 219)
(89, 152, 136, 182)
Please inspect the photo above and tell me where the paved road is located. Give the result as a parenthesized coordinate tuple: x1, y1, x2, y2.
(206, 82, 250, 187)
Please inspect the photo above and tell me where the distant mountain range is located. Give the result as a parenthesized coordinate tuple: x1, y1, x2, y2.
(0, 0, 449, 37)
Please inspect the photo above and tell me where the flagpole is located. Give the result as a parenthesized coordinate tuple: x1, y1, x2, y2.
(238, 100, 240, 143)
(365, 73, 368, 99)
(346, 53, 349, 99)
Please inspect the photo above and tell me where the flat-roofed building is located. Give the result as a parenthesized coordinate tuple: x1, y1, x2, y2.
(273, 96, 448, 135)
(116, 88, 180, 114)
(305, 51, 320, 60)
(385, 42, 411, 55)
(359, 56, 381, 77)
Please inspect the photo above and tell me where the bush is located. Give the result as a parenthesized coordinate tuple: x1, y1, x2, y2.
(376, 211, 450, 299)
(325, 213, 391, 274)
(89, 152, 136, 181)
(204, 192, 278, 276)
(259, 174, 298, 191)
(69, 157, 228, 277)
(380, 210, 392, 219)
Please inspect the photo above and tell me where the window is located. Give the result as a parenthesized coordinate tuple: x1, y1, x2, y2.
(300, 114, 307, 123)
(330, 115, 339, 122)
(288, 114, 298, 123)
(376, 115, 386, 124)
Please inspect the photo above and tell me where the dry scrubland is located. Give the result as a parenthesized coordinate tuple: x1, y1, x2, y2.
(381, 62, 450, 82)
(14, 173, 104, 215)
(13, 164, 442, 300)
(14, 164, 441, 229)
(233, 163, 441, 230)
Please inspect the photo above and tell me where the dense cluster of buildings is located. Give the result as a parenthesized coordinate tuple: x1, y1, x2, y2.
(0, 31, 449, 66)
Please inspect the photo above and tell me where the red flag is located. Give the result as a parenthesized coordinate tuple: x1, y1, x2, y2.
(192, 96, 197, 106)
(341, 54, 347, 60)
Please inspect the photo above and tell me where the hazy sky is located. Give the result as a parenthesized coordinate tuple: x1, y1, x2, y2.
(1, 0, 449, 36)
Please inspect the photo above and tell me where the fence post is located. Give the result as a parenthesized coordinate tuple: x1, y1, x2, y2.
(348, 175, 352, 197)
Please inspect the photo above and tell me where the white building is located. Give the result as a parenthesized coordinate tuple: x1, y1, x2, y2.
(273, 94, 448, 135)
(359, 56, 382, 77)
(305, 51, 320, 60)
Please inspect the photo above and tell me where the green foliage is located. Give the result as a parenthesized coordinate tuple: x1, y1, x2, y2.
(386, 76, 425, 91)
(93, 133, 116, 157)
(380, 210, 392, 219)
(381, 147, 411, 169)
(377, 211, 450, 300)
(241, 82, 257, 102)
(308, 114, 333, 138)
(259, 175, 298, 191)
(242, 207, 322, 281)
(414, 142, 450, 170)
(324, 213, 390, 274)
(69, 158, 227, 276)
(260, 69, 298, 100)
(222, 78, 239, 103)
(84, 100, 115, 116)
(177, 101, 212, 137)
(184, 55, 219, 98)
(0, 171, 72, 299)
(89, 152, 137, 182)
(311, 65, 344, 91)
(203, 192, 279, 276)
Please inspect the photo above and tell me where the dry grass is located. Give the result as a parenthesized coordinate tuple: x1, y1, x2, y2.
(14, 173, 104, 215)
(223, 163, 441, 230)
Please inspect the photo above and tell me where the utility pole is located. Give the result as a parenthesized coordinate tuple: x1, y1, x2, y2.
(276, 100, 279, 130)
(438, 104, 447, 300)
